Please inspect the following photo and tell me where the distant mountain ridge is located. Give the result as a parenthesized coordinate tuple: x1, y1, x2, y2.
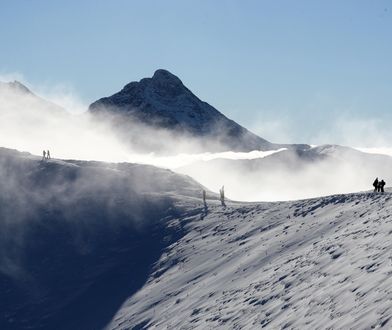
(0, 80, 65, 114)
(89, 69, 308, 152)
(0, 80, 33, 95)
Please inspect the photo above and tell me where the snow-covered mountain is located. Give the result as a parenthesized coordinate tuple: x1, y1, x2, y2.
(0, 80, 65, 114)
(1, 147, 392, 329)
(89, 69, 309, 153)
(0, 81, 32, 95)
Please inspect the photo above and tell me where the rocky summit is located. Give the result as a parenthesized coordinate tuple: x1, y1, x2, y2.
(89, 69, 284, 152)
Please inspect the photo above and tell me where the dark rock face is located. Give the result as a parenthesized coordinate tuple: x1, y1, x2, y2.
(89, 69, 278, 152)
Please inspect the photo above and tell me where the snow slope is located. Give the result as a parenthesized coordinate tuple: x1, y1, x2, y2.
(0, 148, 208, 330)
(109, 192, 392, 329)
(2, 148, 392, 329)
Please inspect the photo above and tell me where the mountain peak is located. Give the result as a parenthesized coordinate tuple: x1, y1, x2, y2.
(88, 70, 277, 152)
(0, 80, 32, 94)
(149, 69, 185, 91)
(121, 69, 185, 96)
(148, 69, 186, 99)
(152, 69, 182, 83)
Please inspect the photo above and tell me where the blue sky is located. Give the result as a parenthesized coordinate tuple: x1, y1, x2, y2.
(0, 1, 391, 145)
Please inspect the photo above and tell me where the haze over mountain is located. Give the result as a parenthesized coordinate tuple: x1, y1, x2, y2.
(0, 80, 32, 95)
(89, 69, 309, 153)
(1, 72, 390, 200)
(178, 145, 392, 201)
(0, 79, 133, 162)
(0, 80, 65, 115)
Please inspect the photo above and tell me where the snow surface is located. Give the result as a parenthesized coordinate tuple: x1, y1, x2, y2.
(0, 148, 208, 330)
(109, 192, 392, 329)
(2, 148, 392, 329)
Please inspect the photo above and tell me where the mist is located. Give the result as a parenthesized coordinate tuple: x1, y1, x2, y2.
(176, 149, 391, 202)
(2, 78, 392, 202)
(0, 79, 281, 162)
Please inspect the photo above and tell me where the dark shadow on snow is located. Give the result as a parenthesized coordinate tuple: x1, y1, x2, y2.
(0, 150, 193, 330)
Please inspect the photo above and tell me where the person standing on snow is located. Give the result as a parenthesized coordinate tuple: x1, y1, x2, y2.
(42, 150, 46, 161)
(380, 179, 386, 193)
(47, 150, 51, 159)
(373, 178, 379, 192)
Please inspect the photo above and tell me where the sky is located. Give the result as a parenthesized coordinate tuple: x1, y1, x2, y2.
(0, 0, 391, 145)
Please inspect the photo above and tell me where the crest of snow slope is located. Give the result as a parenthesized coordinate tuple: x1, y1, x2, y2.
(108, 191, 392, 329)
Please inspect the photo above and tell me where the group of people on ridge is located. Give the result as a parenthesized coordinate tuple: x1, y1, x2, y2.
(373, 178, 386, 193)
(42, 150, 51, 161)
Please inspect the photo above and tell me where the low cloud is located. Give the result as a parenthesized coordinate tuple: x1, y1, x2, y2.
(133, 149, 286, 169)
(1, 74, 392, 203)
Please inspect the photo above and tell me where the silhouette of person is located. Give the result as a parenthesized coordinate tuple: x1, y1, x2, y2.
(380, 179, 386, 193)
(373, 178, 379, 192)
(47, 150, 51, 159)
(202, 190, 206, 205)
(42, 150, 46, 161)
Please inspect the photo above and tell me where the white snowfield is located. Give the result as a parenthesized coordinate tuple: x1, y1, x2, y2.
(109, 191, 392, 329)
